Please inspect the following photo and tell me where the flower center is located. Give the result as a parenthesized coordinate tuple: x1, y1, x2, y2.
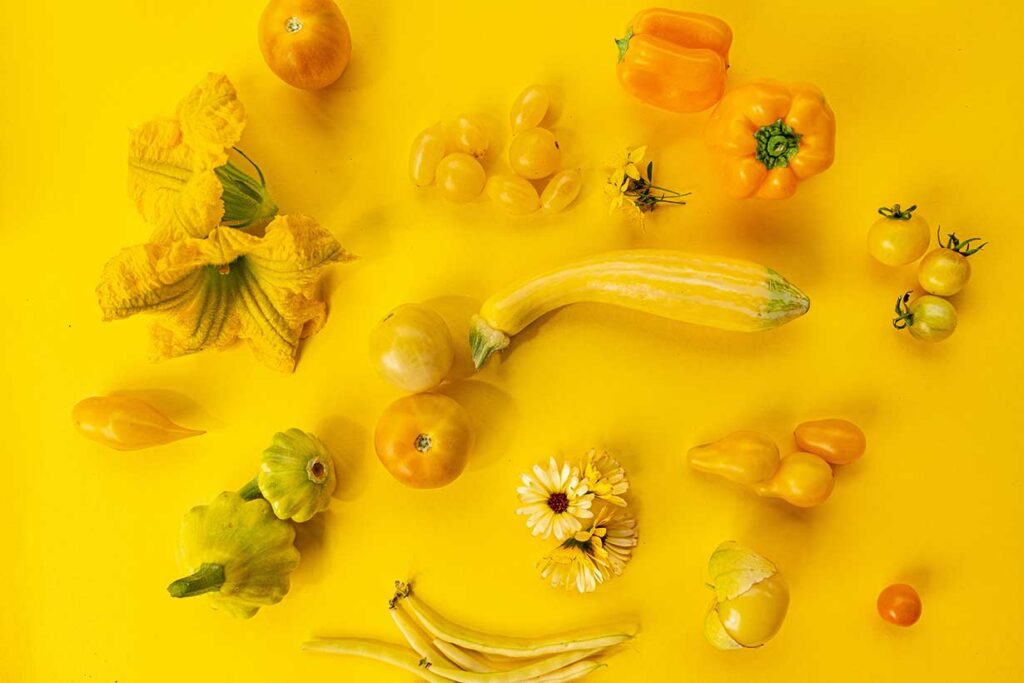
(286, 16, 303, 33)
(414, 433, 432, 453)
(547, 492, 570, 514)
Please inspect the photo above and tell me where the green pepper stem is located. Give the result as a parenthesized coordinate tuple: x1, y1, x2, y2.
(238, 476, 263, 501)
(167, 563, 225, 598)
(754, 118, 801, 170)
(215, 148, 278, 229)
(614, 26, 634, 63)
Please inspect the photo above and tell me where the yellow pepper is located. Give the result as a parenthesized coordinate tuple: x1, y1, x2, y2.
(705, 80, 836, 199)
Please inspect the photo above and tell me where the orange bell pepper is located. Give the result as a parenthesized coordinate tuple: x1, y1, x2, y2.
(705, 80, 836, 199)
(615, 9, 732, 113)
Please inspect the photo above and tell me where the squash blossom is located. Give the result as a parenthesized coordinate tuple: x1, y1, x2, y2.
(128, 73, 278, 241)
(97, 215, 352, 372)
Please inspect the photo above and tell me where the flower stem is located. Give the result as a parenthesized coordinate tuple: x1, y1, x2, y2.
(215, 150, 278, 229)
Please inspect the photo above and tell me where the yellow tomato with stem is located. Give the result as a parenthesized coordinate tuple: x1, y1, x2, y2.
(374, 393, 473, 489)
(258, 0, 352, 90)
(509, 128, 561, 180)
(435, 153, 486, 203)
(893, 291, 957, 342)
(540, 169, 582, 212)
(868, 203, 930, 266)
(917, 230, 986, 296)
(486, 174, 540, 214)
(369, 304, 454, 392)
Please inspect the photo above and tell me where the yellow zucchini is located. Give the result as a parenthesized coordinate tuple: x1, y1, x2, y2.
(470, 249, 809, 368)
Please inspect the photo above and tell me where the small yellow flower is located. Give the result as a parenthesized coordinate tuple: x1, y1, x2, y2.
(128, 74, 277, 241)
(96, 214, 352, 372)
(538, 543, 606, 593)
(538, 509, 638, 593)
(516, 457, 594, 541)
(606, 145, 689, 217)
(581, 450, 629, 507)
(591, 509, 638, 578)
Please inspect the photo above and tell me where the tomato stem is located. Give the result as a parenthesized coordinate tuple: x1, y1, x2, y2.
(878, 203, 917, 220)
(892, 291, 914, 330)
(938, 227, 988, 256)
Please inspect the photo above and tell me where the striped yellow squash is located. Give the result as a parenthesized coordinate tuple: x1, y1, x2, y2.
(470, 250, 810, 368)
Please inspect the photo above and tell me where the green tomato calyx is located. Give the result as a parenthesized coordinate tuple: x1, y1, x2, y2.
(755, 119, 801, 170)
(615, 27, 634, 63)
(878, 203, 917, 220)
(938, 227, 987, 256)
(893, 291, 914, 330)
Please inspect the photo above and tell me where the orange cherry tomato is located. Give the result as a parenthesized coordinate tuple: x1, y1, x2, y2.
(374, 393, 473, 489)
(258, 0, 352, 90)
(877, 583, 922, 627)
(794, 419, 866, 465)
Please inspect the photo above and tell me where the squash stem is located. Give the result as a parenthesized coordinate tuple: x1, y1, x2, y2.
(238, 477, 263, 501)
(469, 316, 510, 369)
(167, 562, 225, 598)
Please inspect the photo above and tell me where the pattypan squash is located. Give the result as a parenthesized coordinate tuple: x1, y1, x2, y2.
(167, 491, 300, 618)
(242, 428, 337, 523)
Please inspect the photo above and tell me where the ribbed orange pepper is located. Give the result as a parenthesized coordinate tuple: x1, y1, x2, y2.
(705, 80, 836, 199)
(615, 9, 732, 113)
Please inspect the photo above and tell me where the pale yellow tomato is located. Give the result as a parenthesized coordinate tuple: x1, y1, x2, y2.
(486, 174, 540, 214)
(369, 304, 454, 392)
(510, 85, 550, 134)
(509, 128, 561, 179)
(374, 393, 473, 489)
(409, 125, 446, 187)
(868, 204, 930, 266)
(448, 116, 490, 159)
(540, 168, 582, 212)
(435, 153, 485, 203)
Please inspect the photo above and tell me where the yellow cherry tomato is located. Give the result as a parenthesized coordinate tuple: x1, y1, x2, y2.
(374, 393, 473, 489)
(258, 0, 352, 90)
(72, 395, 204, 451)
(794, 418, 866, 465)
(509, 128, 561, 180)
(448, 116, 490, 159)
(369, 304, 454, 392)
(486, 174, 540, 214)
(540, 169, 582, 212)
(716, 573, 790, 647)
(435, 153, 486, 203)
(893, 291, 957, 342)
(917, 230, 986, 296)
(753, 451, 834, 508)
(510, 85, 550, 134)
(868, 203, 930, 266)
(409, 125, 446, 187)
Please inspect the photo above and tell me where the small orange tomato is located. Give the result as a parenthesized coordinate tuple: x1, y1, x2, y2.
(877, 583, 922, 627)
(258, 0, 352, 90)
(794, 418, 866, 465)
(374, 393, 473, 489)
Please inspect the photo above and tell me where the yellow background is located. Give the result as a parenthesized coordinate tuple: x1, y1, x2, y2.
(3, 0, 1023, 680)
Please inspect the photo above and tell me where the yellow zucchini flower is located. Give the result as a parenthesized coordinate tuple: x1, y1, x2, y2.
(128, 73, 277, 241)
(97, 215, 352, 372)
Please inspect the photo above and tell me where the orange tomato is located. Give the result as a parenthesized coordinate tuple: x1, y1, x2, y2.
(374, 394, 473, 489)
(794, 418, 866, 465)
(877, 584, 922, 627)
(258, 0, 352, 90)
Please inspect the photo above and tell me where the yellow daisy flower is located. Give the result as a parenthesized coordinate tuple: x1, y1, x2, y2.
(96, 214, 352, 372)
(128, 73, 277, 241)
(581, 449, 629, 507)
(538, 509, 638, 593)
(516, 457, 594, 541)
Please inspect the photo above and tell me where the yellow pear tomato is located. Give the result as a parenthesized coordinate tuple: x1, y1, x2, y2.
(369, 304, 454, 393)
(374, 393, 473, 489)
(258, 0, 352, 90)
(752, 451, 834, 508)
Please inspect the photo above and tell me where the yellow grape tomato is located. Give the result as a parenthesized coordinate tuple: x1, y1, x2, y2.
(448, 116, 490, 159)
(409, 125, 446, 187)
(369, 304, 455, 392)
(540, 168, 582, 212)
(435, 153, 486, 203)
(510, 85, 550, 134)
(486, 174, 540, 214)
(509, 127, 561, 180)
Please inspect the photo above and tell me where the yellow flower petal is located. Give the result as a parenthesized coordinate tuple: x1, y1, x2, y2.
(127, 119, 225, 241)
(628, 146, 647, 163)
(176, 73, 246, 166)
(625, 163, 641, 181)
(97, 216, 351, 372)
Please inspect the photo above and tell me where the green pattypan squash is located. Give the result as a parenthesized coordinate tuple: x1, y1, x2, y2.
(249, 428, 336, 523)
(167, 491, 300, 618)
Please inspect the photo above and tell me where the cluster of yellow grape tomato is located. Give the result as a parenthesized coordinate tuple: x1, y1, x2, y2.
(869, 203, 988, 343)
(407, 85, 581, 215)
